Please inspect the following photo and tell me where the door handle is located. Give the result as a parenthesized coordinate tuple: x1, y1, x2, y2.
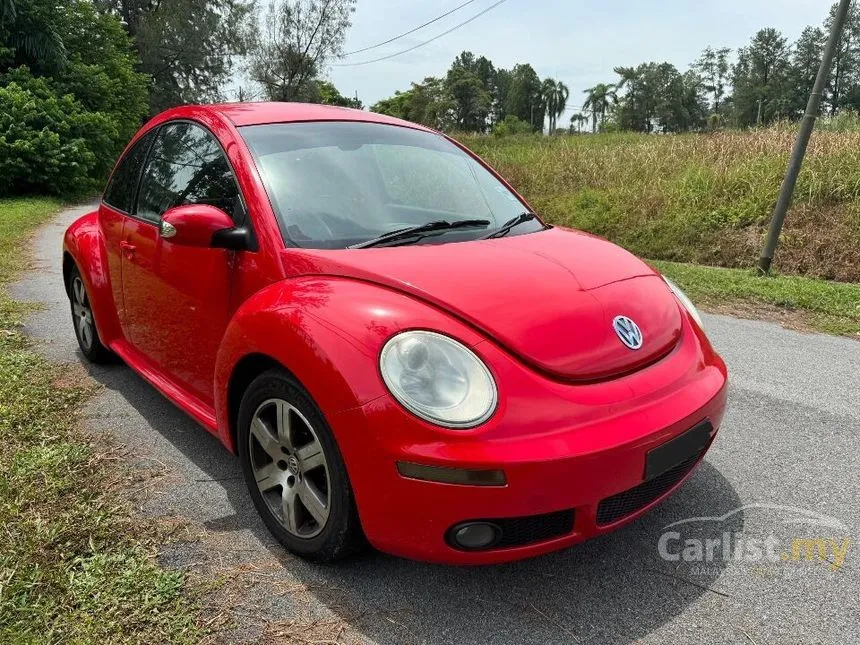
(120, 241, 136, 255)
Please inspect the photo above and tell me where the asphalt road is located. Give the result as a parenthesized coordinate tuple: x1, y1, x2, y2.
(11, 204, 860, 644)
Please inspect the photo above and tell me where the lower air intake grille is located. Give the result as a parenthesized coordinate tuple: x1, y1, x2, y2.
(494, 509, 575, 548)
(596, 451, 703, 526)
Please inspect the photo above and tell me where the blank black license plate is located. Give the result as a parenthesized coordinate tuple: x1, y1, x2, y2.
(644, 421, 712, 480)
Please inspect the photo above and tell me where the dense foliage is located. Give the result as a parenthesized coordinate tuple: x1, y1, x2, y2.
(0, 0, 357, 197)
(96, 0, 254, 114)
(0, 0, 148, 196)
(371, 55, 566, 135)
(0, 71, 112, 195)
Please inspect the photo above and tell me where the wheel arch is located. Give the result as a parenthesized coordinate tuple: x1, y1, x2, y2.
(226, 352, 288, 452)
(62, 251, 75, 297)
(213, 281, 391, 453)
(63, 210, 123, 345)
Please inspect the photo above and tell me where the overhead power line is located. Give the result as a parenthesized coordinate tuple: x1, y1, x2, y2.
(343, 0, 480, 56)
(334, 0, 510, 67)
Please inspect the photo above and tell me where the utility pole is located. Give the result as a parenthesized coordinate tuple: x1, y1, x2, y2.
(758, 0, 852, 274)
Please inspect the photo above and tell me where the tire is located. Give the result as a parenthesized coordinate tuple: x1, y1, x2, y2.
(68, 264, 114, 364)
(237, 368, 364, 562)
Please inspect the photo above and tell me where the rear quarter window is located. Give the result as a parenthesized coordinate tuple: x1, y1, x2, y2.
(103, 130, 157, 213)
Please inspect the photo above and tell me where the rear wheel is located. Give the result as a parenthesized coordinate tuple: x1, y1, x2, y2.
(68, 265, 113, 363)
(237, 369, 364, 562)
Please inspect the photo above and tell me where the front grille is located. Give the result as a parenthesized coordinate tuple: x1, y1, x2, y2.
(596, 450, 703, 526)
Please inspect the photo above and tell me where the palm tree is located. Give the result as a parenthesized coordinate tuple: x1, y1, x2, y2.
(0, 0, 14, 21)
(551, 81, 569, 134)
(582, 83, 617, 133)
(0, 0, 66, 71)
(540, 78, 557, 134)
(541, 79, 570, 134)
(569, 112, 586, 133)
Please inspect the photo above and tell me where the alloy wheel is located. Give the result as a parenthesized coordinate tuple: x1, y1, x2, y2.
(71, 276, 94, 350)
(248, 398, 331, 538)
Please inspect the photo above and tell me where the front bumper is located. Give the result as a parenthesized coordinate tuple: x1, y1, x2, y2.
(330, 317, 728, 565)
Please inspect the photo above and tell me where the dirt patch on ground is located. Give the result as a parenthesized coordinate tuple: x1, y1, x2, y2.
(700, 299, 860, 339)
(773, 203, 860, 282)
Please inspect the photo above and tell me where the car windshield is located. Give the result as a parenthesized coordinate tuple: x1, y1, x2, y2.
(239, 121, 539, 249)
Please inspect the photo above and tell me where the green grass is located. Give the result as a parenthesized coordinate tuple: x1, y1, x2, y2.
(0, 197, 200, 642)
(459, 127, 860, 283)
(656, 260, 860, 336)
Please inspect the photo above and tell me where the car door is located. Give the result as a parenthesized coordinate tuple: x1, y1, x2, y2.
(99, 129, 158, 329)
(121, 121, 247, 405)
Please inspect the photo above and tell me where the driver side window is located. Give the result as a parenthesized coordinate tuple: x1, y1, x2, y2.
(135, 122, 244, 225)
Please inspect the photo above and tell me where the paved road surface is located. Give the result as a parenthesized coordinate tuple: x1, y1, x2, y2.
(11, 204, 860, 644)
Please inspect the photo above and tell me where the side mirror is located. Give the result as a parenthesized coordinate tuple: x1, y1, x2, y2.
(160, 204, 250, 250)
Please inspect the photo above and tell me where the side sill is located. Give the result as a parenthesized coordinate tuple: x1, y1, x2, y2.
(109, 340, 219, 434)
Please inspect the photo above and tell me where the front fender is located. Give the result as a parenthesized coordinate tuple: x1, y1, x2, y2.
(213, 276, 486, 449)
(63, 210, 123, 345)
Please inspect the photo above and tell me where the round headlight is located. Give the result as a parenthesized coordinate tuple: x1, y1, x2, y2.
(379, 331, 497, 428)
(663, 276, 704, 330)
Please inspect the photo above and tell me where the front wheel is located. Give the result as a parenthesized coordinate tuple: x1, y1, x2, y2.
(237, 369, 364, 562)
(68, 265, 113, 363)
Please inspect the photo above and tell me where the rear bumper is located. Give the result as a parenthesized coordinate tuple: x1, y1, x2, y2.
(331, 318, 728, 565)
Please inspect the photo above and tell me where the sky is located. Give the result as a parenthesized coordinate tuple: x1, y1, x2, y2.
(325, 0, 833, 118)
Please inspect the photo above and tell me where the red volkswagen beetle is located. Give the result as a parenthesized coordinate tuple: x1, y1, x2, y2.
(63, 103, 727, 564)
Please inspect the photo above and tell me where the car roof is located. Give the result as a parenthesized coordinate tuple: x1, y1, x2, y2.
(184, 102, 434, 131)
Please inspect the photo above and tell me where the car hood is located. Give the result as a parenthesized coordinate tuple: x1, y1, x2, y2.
(285, 227, 683, 381)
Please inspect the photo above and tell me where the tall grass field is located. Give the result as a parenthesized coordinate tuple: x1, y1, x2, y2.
(460, 125, 860, 283)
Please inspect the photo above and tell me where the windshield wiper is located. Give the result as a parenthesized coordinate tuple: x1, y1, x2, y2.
(482, 212, 541, 239)
(349, 219, 491, 249)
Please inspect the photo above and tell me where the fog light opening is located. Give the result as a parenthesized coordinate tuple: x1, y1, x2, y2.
(449, 522, 502, 550)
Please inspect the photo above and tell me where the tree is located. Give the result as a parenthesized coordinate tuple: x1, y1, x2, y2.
(446, 51, 492, 131)
(505, 63, 543, 131)
(569, 112, 587, 133)
(824, 1, 860, 113)
(541, 78, 569, 134)
(0, 0, 148, 195)
(582, 83, 616, 132)
(492, 67, 512, 123)
(372, 77, 453, 130)
(98, 0, 254, 113)
(731, 28, 792, 127)
(612, 63, 705, 132)
(51, 1, 149, 165)
(0, 0, 66, 73)
(317, 80, 361, 108)
(790, 26, 826, 117)
(250, 0, 355, 102)
(695, 46, 731, 115)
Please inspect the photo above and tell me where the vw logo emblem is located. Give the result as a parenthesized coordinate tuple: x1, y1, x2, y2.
(613, 315, 643, 350)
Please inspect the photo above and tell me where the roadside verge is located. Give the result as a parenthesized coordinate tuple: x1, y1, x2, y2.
(0, 198, 201, 642)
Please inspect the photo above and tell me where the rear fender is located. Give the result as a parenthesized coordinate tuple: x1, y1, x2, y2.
(63, 210, 123, 345)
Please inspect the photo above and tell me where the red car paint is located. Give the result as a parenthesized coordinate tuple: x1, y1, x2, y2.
(64, 103, 727, 564)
